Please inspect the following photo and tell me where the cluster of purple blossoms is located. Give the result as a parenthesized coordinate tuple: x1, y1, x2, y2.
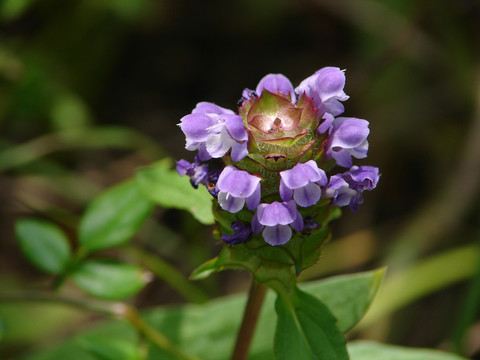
(177, 67, 380, 246)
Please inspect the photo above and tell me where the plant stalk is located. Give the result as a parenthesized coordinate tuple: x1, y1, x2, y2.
(230, 278, 268, 360)
(0, 292, 199, 360)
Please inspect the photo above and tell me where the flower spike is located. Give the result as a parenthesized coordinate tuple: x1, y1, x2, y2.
(177, 67, 379, 246)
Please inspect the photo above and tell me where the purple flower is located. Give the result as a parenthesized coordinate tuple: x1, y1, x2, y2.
(326, 117, 370, 168)
(302, 216, 319, 234)
(252, 200, 304, 245)
(295, 67, 349, 117)
(279, 160, 328, 207)
(216, 166, 262, 213)
(240, 74, 296, 104)
(318, 112, 335, 135)
(346, 165, 380, 191)
(179, 102, 248, 162)
(326, 176, 358, 210)
(205, 169, 222, 197)
(255, 74, 296, 101)
(222, 221, 252, 245)
(176, 157, 208, 189)
(326, 166, 380, 211)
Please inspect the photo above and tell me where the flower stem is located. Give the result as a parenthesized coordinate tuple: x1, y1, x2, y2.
(230, 278, 268, 360)
(0, 292, 200, 360)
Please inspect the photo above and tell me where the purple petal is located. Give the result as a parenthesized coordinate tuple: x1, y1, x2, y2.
(224, 114, 248, 142)
(348, 166, 380, 190)
(196, 143, 212, 161)
(262, 225, 292, 246)
(179, 114, 217, 142)
(280, 160, 325, 189)
(334, 190, 356, 208)
(192, 102, 234, 115)
(190, 164, 208, 187)
(285, 199, 299, 214)
(204, 121, 248, 161)
(206, 128, 233, 158)
(312, 67, 348, 103)
(176, 159, 208, 188)
(217, 192, 245, 213)
(330, 117, 370, 149)
(322, 98, 345, 117)
(302, 217, 319, 233)
(349, 195, 361, 212)
(176, 159, 191, 176)
(316, 169, 328, 187)
(251, 210, 264, 234)
(326, 117, 370, 168)
(222, 221, 252, 245)
(255, 74, 295, 100)
(185, 138, 200, 151)
(205, 169, 221, 197)
(296, 67, 349, 116)
(291, 210, 304, 232)
(349, 140, 369, 159)
(295, 73, 316, 98)
(246, 183, 261, 211)
(279, 179, 293, 202)
(217, 166, 261, 198)
(293, 183, 321, 207)
(327, 174, 344, 190)
(318, 112, 335, 134)
(257, 201, 296, 226)
(241, 88, 257, 101)
(230, 142, 249, 162)
(255, 203, 267, 221)
(329, 149, 354, 168)
(327, 175, 358, 208)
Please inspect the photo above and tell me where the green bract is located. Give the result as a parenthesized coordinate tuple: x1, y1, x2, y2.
(235, 91, 324, 177)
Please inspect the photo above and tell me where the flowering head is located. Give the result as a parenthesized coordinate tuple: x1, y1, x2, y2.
(178, 67, 380, 247)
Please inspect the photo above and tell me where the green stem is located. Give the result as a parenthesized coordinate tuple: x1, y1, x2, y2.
(230, 279, 268, 360)
(0, 126, 166, 172)
(0, 292, 200, 360)
(52, 248, 88, 290)
(118, 305, 200, 360)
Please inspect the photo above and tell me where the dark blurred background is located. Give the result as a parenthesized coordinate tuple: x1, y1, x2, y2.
(1, 0, 480, 358)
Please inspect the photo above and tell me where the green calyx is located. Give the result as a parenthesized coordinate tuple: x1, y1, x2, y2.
(230, 90, 326, 196)
(239, 90, 324, 170)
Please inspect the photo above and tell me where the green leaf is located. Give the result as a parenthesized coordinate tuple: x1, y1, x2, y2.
(191, 204, 339, 288)
(190, 238, 297, 294)
(79, 181, 153, 252)
(72, 260, 149, 300)
(283, 227, 331, 276)
(79, 337, 142, 360)
(313, 268, 385, 332)
(154, 269, 384, 359)
(15, 218, 71, 274)
(24, 270, 383, 360)
(136, 160, 214, 225)
(274, 287, 349, 360)
(191, 228, 333, 293)
(348, 341, 468, 360)
(23, 320, 137, 360)
(0, 0, 35, 20)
